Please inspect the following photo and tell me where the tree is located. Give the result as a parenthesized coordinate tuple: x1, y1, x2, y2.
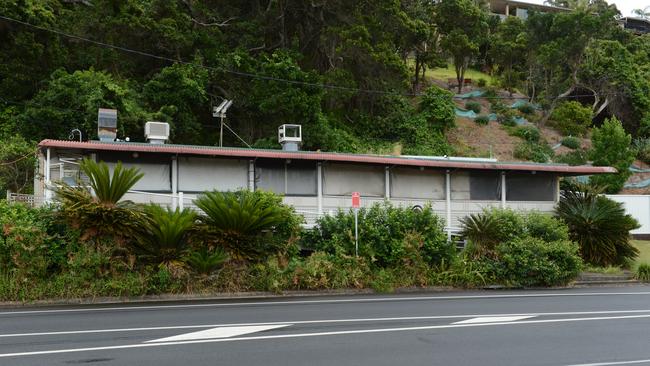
(589, 118, 635, 193)
(633, 6, 650, 19)
(17, 69, 148, 142)
(556, 183, 639, 266)
(142, 63, 210, 145)
(526, 5, 620, 124)
(435, 0, 488, 93)
(490, 17, 527, 97)
(0, 135, 36, 195)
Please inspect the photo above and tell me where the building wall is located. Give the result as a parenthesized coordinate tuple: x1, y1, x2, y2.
(37, 147, 560, 230)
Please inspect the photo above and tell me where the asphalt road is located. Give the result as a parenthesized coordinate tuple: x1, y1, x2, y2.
(2, 287, 650, 366)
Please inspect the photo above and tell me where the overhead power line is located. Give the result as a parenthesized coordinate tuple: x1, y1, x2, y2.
(0, 14, 624, 102)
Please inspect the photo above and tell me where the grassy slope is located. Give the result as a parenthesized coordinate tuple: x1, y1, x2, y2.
(426, 65, 495, 84)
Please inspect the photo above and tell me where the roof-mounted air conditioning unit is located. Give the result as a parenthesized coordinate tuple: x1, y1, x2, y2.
(278, 124, 302, 151)
(145, 122, 170, 144)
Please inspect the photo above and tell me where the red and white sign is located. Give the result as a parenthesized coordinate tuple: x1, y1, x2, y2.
(352, 192, 361, 208)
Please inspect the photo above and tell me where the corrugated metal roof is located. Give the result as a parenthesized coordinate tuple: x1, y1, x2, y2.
(38, 139, 617, 175)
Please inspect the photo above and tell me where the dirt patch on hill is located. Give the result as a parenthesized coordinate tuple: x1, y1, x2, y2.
(447, 117, 522, 161)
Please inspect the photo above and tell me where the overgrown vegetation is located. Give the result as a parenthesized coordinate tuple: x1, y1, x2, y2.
(556, 183, 639, 267)
(0, 161, 598, 301)
(459, 209, 581, 287)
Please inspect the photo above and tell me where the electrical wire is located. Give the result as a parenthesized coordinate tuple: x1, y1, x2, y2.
(0, 14, 625, 101)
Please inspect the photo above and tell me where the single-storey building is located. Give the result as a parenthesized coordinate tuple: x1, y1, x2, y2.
(34, 138, 614, 237)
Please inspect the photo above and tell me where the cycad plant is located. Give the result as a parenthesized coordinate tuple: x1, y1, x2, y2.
(194, 190, 289, 260)
(556, 183, 639, 266)
(459, 211, 501, 258)
(184, 246, 229, 276)
(55, 159, 144, 244)
(133, 205, 197, 264)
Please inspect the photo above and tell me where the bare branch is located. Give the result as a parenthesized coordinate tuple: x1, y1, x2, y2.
(190, 16, 237, 27)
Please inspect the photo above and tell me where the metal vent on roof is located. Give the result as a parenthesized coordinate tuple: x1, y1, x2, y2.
(97, 108, 117, 142)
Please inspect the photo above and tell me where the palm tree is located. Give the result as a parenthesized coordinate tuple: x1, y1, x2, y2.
(194, 190, 288, 260)
(55, 159, 144, 244)
(555, 183, 640, 266)
(133, 205, 197, 264)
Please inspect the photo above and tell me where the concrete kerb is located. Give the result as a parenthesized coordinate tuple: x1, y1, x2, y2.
(1, 283, 648, 309)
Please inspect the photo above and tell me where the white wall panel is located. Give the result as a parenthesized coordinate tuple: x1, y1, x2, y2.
(107, 162, 170, 191)
(178, 157, 247, 192)
(323, 163, 385, 197)
(607, 195, 650, 234)
(391, 167, 444, 199)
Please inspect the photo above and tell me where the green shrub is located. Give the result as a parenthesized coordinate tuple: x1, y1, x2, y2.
(465, 101, 482, 113)
(0, 201, 64, 280)
(477, 78, 487, 88)
(459, 208, 526, 257)
(184, 246, 229, 276)
(514, 141, 554, 163)
(460, 209, 569, 254)
(635, 263, 650, 282)
(195, 190, 302, 261)
(550, 101, 593, 136)
(133, 205, 197, 264)
(490, 101, 507, 114)
(517, 103, 535, 115)
(561, 136, 581, 150)
(512, 125, 540, 143)
(524, 212, 569, 242)
(497, 110, 517, 127)
(634, 138, 650, 164)
(589, 118, 635, 194)
(251, 252, 372, 292)
(495, 237, 582, 287)
(303, 203, 454, 268)
(555, 150, 588, 166)
(475, 115, 490, 125)
(556, 183, 640, 266)
(484, 87, 499, 101)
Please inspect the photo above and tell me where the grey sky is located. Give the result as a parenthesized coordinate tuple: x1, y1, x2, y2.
(526, 1, 650, 17)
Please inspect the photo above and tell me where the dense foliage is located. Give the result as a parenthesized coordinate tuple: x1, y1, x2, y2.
(303, 203, 453, 268)
(460, 208, 582, 287)
(556, 183, 639, 267)
(589, 118, 635, 193)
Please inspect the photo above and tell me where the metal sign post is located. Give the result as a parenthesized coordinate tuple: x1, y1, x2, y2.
(352, 192, 360, 257)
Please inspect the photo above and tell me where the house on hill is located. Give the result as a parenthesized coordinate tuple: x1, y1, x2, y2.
(30, 122, 615, 238)
(487, 0, 570, 20)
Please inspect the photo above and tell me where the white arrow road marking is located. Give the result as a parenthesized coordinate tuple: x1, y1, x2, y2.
(2, 313, 650, 358)
(453, 316, 535, 324)
(146, 324, 291, 343)
(2, 310, 650, 338)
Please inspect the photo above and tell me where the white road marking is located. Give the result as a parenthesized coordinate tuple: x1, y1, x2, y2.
(453, 316, 534, 324)
(567, 360, 650, 366)
(146, 324, 291, 343)
(2, 291, 650, 316)
(1, 313, 650, 358)
(3, 309, 650, 338)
